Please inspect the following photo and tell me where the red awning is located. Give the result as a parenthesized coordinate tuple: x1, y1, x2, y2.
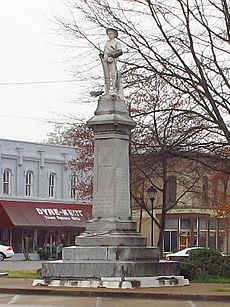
(0, 200, 92, 228)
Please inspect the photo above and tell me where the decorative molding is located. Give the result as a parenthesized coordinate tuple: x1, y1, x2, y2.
(16, 147, 23, 166)
(38, 150, 45, 168)
(62, 153, 69, 170)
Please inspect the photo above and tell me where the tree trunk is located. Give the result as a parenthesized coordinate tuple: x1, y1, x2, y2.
(157, 157, 168, 257)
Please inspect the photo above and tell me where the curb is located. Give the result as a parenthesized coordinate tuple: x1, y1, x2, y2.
(0, 287, 230, 302)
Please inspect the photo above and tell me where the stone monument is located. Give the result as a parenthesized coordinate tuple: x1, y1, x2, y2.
(42, 29, 188, 288)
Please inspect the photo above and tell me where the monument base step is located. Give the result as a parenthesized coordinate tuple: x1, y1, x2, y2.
(63, 246, 160, 261)
(42, 260, 180, 280)
(34, 275, 189, 288)
(75, 230, 147, 246)
(85, 219, 137, 232)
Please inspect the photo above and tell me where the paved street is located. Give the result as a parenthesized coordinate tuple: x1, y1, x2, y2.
(1, 265, 230, 304)
(0, 260, 43, 271)
(0, 294, 230, 307)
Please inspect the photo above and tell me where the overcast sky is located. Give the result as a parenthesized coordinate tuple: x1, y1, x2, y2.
(0, 0, 96, 143)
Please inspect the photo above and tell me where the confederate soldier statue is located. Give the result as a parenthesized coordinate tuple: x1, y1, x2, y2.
(99, 28, 124, 98)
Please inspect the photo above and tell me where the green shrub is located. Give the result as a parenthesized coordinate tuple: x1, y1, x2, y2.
(37, 248, 50, 260)
(189, 248, 222, 262)
(180, 261, 197, 280)
(180, 249, 230, 280)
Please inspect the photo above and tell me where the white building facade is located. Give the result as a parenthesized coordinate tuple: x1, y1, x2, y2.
(0, 138, 76, 201)
(0, 139, 92, 259)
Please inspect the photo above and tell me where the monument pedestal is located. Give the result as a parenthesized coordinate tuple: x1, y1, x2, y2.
(42, 96, 188, 288)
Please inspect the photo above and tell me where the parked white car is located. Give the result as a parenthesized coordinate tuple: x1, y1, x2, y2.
(165, 247, 203, 261)
(0, 243, 14, 261)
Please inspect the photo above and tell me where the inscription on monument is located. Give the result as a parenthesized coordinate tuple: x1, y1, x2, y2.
(115, 168, 130, 218)
(93, 191, 115, 218)
(93, 166, 130, 219)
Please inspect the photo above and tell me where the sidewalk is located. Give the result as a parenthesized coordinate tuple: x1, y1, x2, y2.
(0, 278, 230, 302)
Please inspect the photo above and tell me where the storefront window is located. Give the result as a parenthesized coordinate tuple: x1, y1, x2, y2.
(199, 230, 207, 247)
(10, 229, 34, 253)
(165, 218, 178, 229)
(37, 229, 81, 259)
(180, 218, 191, 229)
(179, 231, 193, 249)
(199, 218, 208, 230)
(164, 231, 170, 252)
(0, 228, 9, 245)
(171, 231, 178, 251)
(209, 230, 217, 249)
(194, 219, 198, 230)
(209, 219, 217, 230)
(218, 232, 224, 250)
(193, 231, 198, 246)
(164, 231, 178, 252)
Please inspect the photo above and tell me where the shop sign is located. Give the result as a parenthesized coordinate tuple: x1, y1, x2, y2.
(35, 207, 84, 221)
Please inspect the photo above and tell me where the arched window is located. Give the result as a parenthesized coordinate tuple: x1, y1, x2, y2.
(70, 173, 77, 199)
(49, 173, 56, 198)
(3, 169, 11, 195)
(25, 171, 33, 197)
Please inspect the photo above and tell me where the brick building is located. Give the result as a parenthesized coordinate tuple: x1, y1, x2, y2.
(132, 155, 230, 254)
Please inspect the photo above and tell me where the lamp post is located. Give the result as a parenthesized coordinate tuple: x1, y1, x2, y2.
(147, 186, 157, 246)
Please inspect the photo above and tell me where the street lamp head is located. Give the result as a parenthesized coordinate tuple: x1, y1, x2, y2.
(147, 186, 157, 201)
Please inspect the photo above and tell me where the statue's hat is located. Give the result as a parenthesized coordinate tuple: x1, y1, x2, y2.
(106, 28, 118, 38)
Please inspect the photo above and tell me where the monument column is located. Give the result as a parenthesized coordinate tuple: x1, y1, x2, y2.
(76, 95, 146, 245)
(90, 96, 133, 221)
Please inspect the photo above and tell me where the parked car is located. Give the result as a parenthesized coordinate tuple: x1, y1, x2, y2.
(0, 243, 14, 261)
(165, 247, 203, 261)
(221, 252, 229, 257)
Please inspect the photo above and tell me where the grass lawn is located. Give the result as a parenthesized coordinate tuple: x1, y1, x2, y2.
(192, 276, 230, 284)
(0, 270, 41, 279)
(190, 275, 230, 292)
(214, 287, 230, 292)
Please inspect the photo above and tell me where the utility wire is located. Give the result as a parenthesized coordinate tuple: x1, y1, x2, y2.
(0, 79, 82, 86)
(0, 114, 85, 124)
(0, 114, 49, 121)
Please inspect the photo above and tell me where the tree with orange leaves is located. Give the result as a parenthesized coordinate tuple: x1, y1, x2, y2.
(47, 121, 94, 202)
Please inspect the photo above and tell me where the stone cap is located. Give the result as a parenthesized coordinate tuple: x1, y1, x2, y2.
(87, 96, 136, 128)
